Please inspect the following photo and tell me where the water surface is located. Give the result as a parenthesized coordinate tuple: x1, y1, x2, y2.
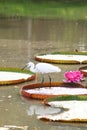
(0, 17, 87, 130)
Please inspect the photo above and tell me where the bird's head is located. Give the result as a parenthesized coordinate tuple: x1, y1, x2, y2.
(27, 62, 34, 67)
(22, 62, 34, 70)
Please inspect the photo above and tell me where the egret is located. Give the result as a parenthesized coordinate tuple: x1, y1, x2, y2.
(22, 62, 61, 86)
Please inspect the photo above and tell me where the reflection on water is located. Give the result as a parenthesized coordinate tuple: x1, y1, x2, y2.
(31, 19, 87, 52)
(0, 17, 87, 130)
(27, 105, 61, 116)
(0, 18, 87, 48)
(0, 18, 29, 40)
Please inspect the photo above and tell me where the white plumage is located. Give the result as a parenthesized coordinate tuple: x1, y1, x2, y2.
(22, 62, 61, 85)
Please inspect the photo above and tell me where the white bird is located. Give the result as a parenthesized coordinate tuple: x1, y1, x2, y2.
(22, 62, 61, 86)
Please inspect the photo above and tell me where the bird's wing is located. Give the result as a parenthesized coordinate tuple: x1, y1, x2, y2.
(36, 63, 61, 73)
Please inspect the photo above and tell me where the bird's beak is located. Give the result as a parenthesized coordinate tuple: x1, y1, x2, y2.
(21, 64, 27, 70)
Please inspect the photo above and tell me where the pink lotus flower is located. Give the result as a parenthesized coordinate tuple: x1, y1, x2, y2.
(64, 71, 83, 83)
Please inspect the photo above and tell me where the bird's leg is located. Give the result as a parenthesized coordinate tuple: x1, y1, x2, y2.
(48, 74, 51, 87)
(41, 74, 44, 84)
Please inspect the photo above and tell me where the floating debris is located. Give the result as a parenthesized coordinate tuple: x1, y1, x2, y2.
(0, 127, 9, 130)
(8, 95, 12, 99)
(4, 125, 28, 130)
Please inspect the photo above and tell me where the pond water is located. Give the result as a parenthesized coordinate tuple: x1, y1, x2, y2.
(0, 17, 87, 130)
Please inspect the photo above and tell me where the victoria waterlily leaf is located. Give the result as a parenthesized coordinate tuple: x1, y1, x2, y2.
(38, 100, 87, 122)
(44, 95, 87, 105)
(0, 67, 35, 85)
(52, 51, 87, 55)
(79, 65, 87, 77)
(38, 95, 87, 122)
(35, 52, 87, 64)
(21, 82, 87, 100)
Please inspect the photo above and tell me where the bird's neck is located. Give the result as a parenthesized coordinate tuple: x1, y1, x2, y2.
(30, 64, 36, 73)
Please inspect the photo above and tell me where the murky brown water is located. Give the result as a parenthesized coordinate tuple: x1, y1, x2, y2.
(0, 17, 87, 130)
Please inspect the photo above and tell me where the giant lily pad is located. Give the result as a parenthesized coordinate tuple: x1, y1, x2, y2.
(0, 67, 35, 85)
(38, 95, 87, 122)
(35, 52, 87, 64)
(21, 81, 87, 123)
(21, 82, 87, 100)
(79, 65, 87, 77)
